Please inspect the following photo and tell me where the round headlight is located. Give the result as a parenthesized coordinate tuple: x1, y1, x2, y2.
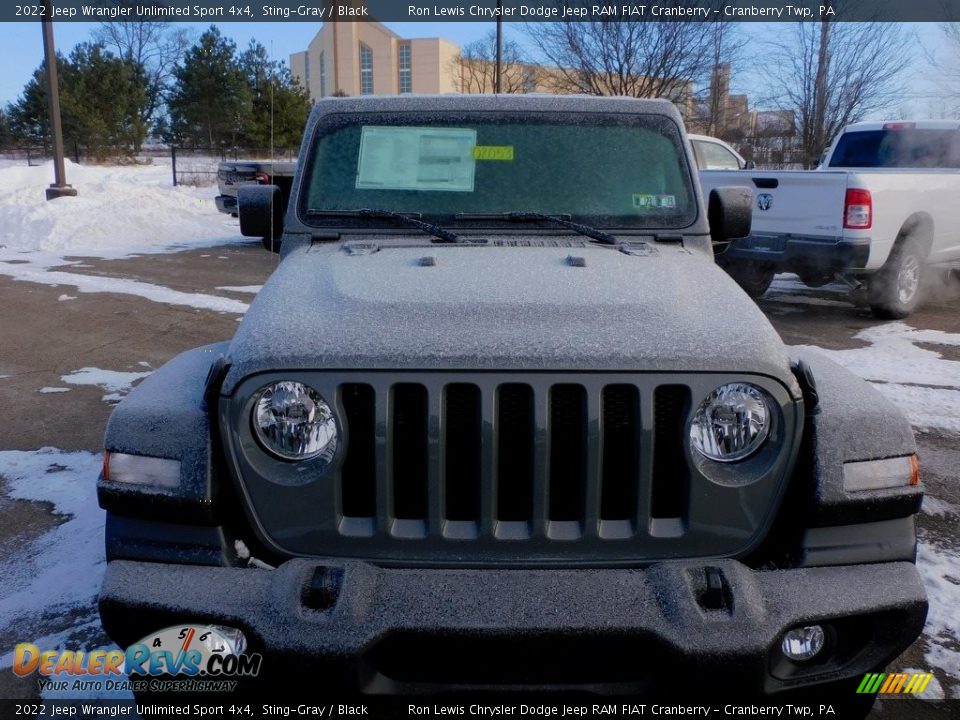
(690, 383, 771, 462)
(252, 381, 338, 462)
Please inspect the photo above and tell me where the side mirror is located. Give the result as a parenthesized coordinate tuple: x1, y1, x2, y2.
(708, 186, 752, 253)
(743, 160, 756, 170)
(238, 184, 284, 252)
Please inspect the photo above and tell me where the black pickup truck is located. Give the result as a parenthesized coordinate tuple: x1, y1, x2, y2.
(98, 95, 926, 708)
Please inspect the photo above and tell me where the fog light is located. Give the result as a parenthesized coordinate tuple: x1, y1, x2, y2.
(781, 625, 825, 661)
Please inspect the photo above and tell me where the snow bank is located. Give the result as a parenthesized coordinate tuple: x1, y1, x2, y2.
(0, 159, 240, 258)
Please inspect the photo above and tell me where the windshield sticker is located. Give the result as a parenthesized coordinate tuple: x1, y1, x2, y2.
(633, 193, 676, 210)
(472, 145, 515, 161)
(356, 126, 477, 192)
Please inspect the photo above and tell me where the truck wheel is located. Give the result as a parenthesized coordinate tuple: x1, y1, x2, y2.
(868, 237, 924, 319)
(717, 257, 775, 298)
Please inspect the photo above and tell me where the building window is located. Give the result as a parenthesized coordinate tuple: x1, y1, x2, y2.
(319, 51, 326, 98)
(303, 51, 310, 95)
(398, 44, 411, 94)
(360, 43, 373, 95)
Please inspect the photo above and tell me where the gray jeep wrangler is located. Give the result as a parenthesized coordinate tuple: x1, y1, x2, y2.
(98, 96, 926, 699)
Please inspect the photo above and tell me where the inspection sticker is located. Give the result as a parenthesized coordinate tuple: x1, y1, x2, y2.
(472, 145, 514, 161)
(633, 193, 676, 209)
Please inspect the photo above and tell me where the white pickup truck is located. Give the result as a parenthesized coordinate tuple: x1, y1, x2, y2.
(700, 121, 960, 318)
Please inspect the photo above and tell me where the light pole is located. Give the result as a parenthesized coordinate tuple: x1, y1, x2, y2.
(41, 0, 76, 200)
(494, 1, 503, 94)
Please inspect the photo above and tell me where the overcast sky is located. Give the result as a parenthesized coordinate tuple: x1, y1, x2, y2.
(0, 21, 951, 119)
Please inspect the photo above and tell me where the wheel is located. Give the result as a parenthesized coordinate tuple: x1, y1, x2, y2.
(797, 270, 834, 288)
(717, 256, 776, 298)
(868, 237, 924, 319)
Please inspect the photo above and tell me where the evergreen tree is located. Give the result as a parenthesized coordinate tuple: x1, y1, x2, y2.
(0, 105, 11, 150)
(7, 44, 147, 156)
(238, 40, 310, 152)
(167, 26, 250, 148)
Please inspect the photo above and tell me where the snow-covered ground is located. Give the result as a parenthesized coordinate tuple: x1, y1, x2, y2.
(0, 159, 250, 313)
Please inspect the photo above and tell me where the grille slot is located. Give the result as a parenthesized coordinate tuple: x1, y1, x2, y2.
(340, 383, 376, 519)
(391, 384, 428, 521)
(650, 385, 691, 535)
(444, 384, 481, 522)
(496, 384, 535, 523)
(549, 385, 587, 524)
(600, 384, 640, 521)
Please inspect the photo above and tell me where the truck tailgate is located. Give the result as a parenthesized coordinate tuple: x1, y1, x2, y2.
(700, 170, 849, 239)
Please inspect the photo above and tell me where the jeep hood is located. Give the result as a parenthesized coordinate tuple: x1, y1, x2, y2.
(221, 241, 793, 394)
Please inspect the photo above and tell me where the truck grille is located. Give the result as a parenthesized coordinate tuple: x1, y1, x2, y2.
(228, 372, 796, 564)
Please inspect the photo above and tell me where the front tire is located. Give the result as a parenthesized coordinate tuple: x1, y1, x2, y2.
(717, 256, 776, 298)
(869, 237, 925, 319)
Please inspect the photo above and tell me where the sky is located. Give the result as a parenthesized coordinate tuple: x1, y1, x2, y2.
(0, 20, 952, 118)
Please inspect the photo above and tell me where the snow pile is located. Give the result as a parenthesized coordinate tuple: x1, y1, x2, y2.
(0, 159, 239, 258)
(798, 322, 960, 434)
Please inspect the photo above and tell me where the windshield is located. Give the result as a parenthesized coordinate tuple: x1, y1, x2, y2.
(828, 129, 960, 168)
(299, 111, 696, 230)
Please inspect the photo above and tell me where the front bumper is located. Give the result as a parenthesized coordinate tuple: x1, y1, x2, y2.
(725, 234, 870, 273)
(99, 557, 926, 695)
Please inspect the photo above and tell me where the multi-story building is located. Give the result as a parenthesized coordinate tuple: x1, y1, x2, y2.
(290, 22, 461, 99)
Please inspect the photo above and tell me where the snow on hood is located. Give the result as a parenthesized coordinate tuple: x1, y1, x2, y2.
(222, 240, 792, 392)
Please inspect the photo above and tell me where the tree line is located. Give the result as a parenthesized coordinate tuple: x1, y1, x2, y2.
(0, 14, 930, 168)
(1, 23, 310, 157)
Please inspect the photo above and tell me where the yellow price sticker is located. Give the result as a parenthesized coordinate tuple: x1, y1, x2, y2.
(472, 145, 514, 161)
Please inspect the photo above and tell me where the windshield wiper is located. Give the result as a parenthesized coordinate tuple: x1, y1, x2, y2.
(455, 212, 618, 245)
(306, 209, 460, 243)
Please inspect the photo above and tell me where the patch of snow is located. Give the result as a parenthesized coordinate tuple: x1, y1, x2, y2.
(57, 294, 76, 301)
(0, 448, 130, 699)
(0, 263, 250, 314)
(137, 361, 152, 368)
(797, 322, 960, 434)
(917, 540, 960, 697)
(38, 387, 71, 394)
(923, 495, 958, 518)
(60, 367, 151, 403)
(217, 285, 263, 294)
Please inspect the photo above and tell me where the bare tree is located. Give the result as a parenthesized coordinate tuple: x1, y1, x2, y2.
(764, 3, 910, 168)
(454, 30, 532, 94)
(524, 19, 717, 106)
(694, 21, 749, 138)
(923, 22, 960, 117)
(94, 22, 193, 135)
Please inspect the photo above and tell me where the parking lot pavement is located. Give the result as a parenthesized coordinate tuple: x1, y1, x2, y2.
(0, 247, 957, 705)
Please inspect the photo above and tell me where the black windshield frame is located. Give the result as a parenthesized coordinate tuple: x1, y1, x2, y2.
(296, 109, 699, 234)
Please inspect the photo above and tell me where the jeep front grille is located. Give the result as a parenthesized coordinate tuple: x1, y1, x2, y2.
(226, 372, 799, 564)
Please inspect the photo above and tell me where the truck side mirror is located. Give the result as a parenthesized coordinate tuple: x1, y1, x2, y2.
(238, 184, 284, 252)
(708, 186, 752, 253)
(743, 160, 756, 170)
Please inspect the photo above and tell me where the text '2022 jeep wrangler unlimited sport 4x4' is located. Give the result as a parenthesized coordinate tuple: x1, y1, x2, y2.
(97, 96, 926, 703)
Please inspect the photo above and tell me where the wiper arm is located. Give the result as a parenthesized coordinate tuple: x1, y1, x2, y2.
(306, 208, 460, 243)
(455, 211, 618, 245)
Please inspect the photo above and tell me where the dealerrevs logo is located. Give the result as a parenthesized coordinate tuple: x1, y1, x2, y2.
(13, 624, 262, 692)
